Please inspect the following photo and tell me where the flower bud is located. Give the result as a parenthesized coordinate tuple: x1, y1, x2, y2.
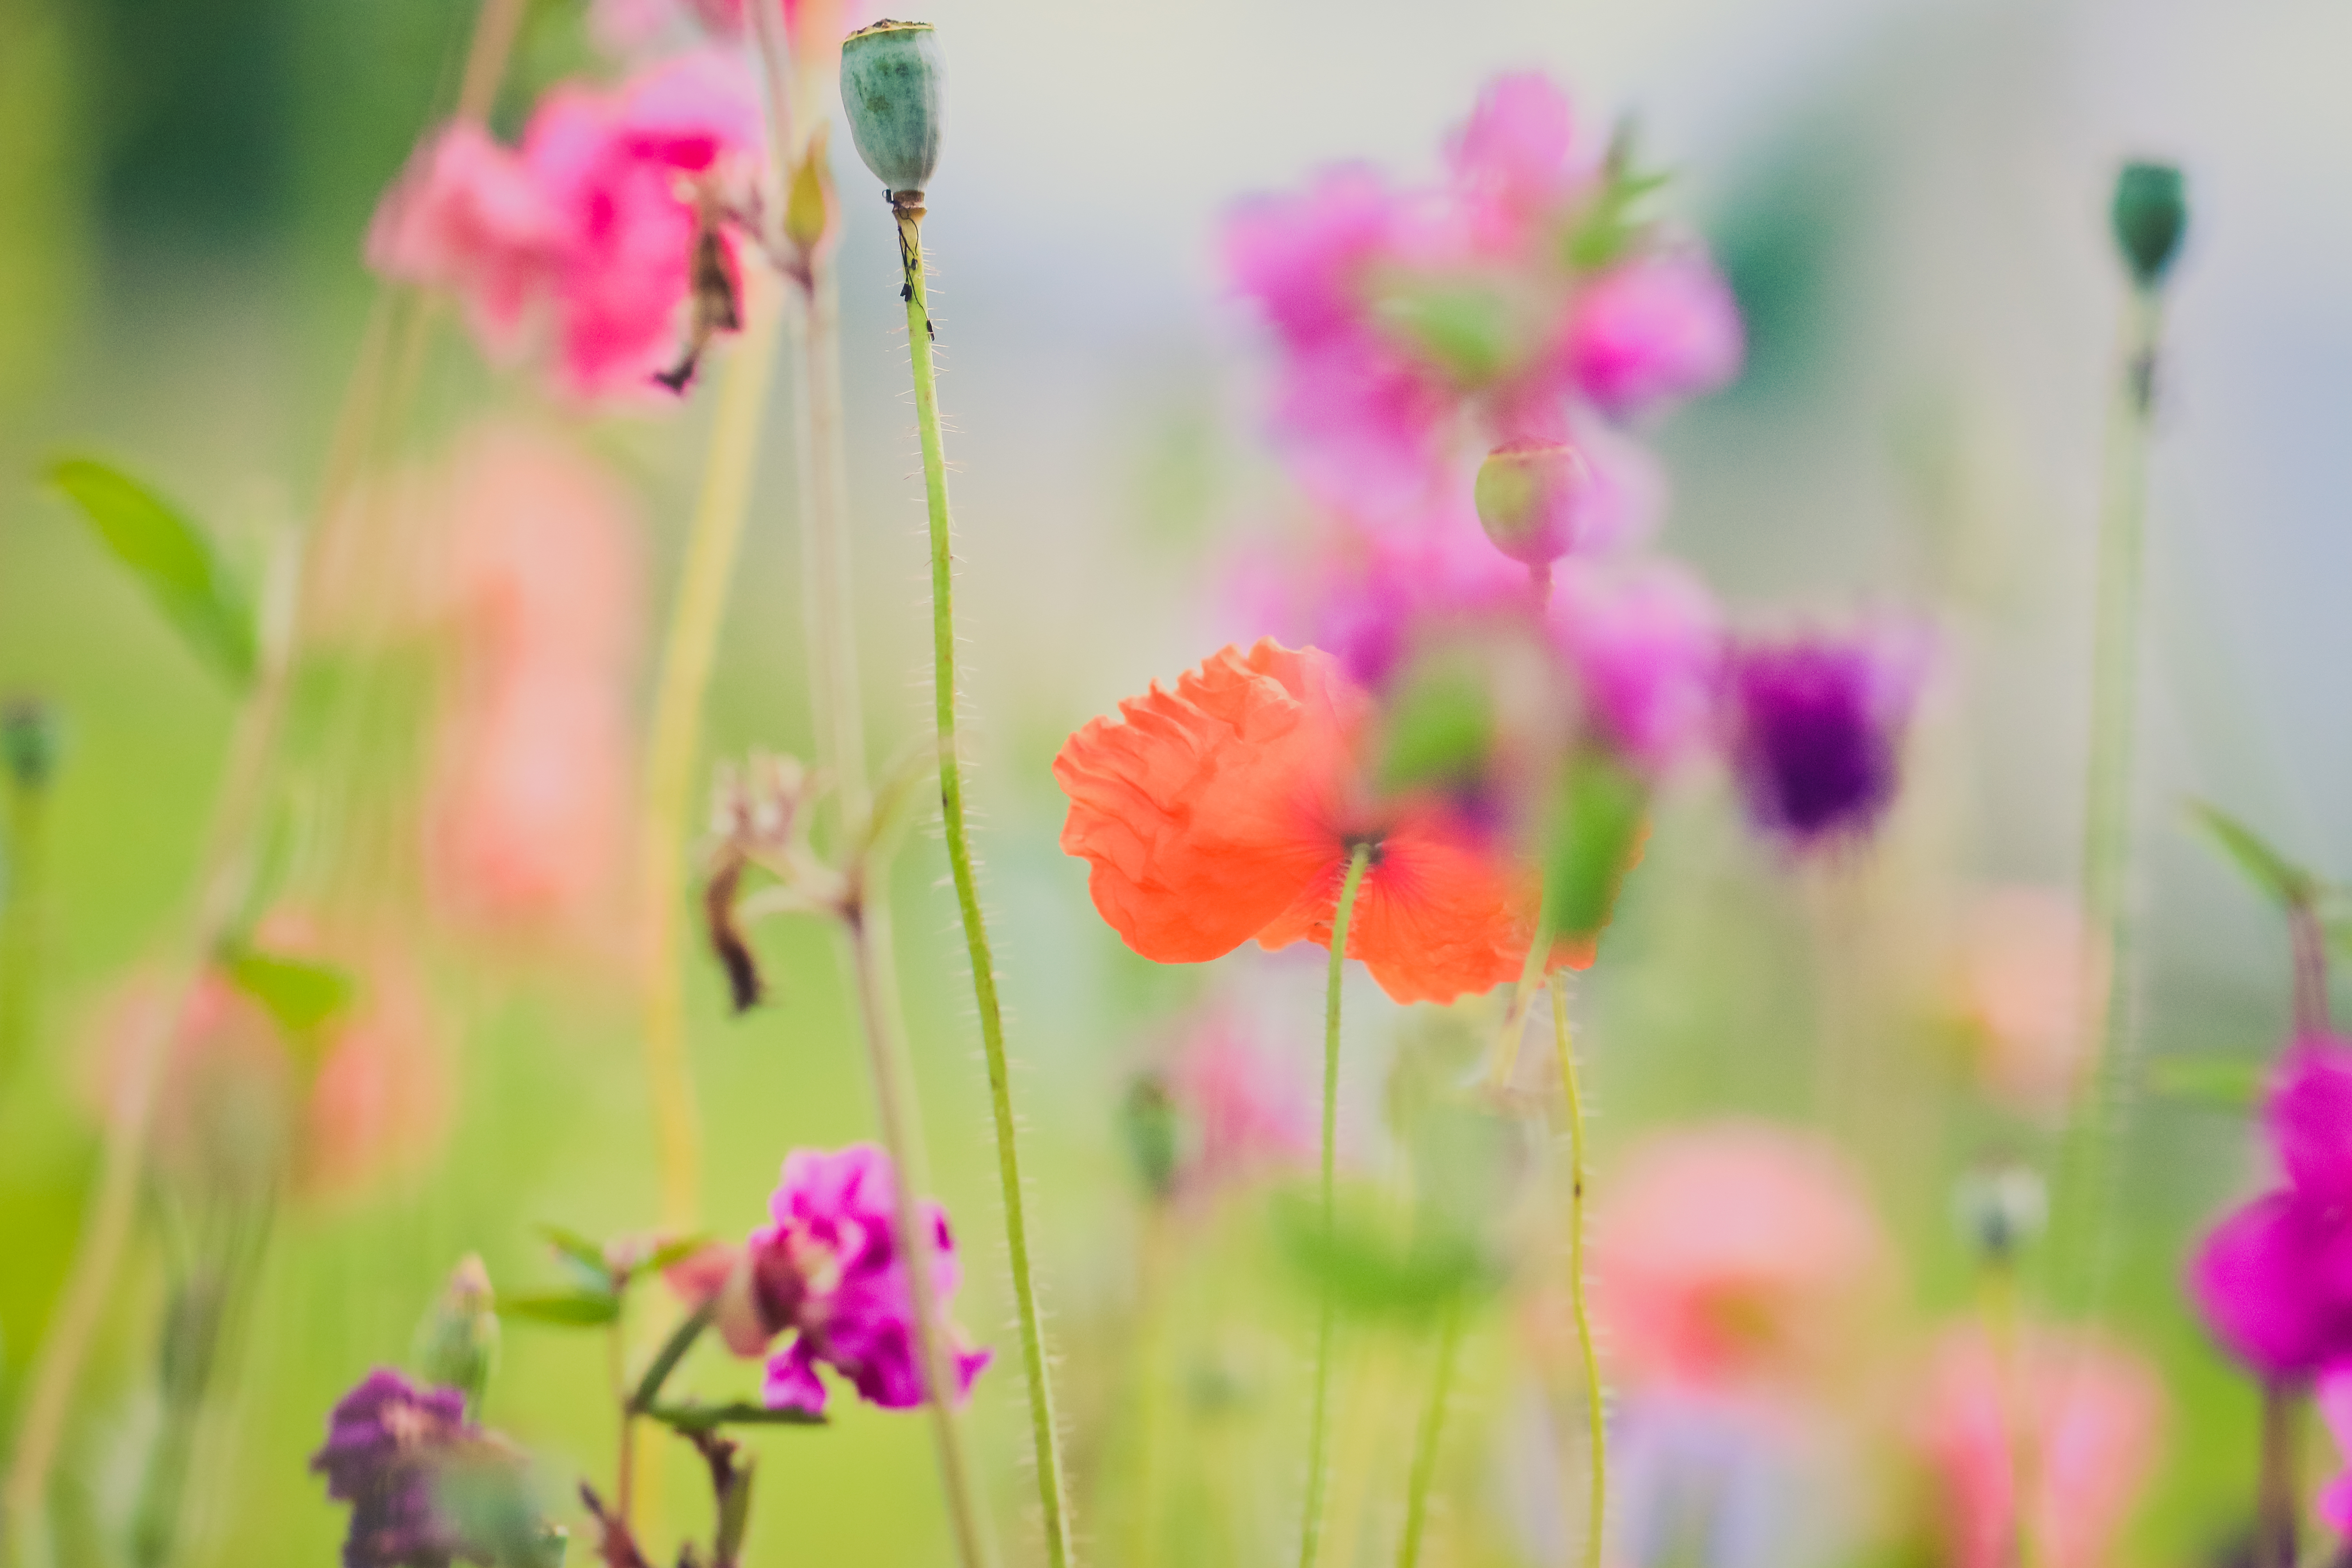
(416, 1253, 499, 1414)
(1120, 1072, 1182, 1202)
(1474, 441, 1594, 566)
(839, 20, 943, 195)
(2110, 162, 2186, 289)
(1952, 1162, 2046, 1266)
(1, 697, 60, 792)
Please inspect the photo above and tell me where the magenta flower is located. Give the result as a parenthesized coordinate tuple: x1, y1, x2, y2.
(1564, 252, 1745, 420)
(310, 1370, 485, 1568)
(368, 51, 762, 398)
(1726, 623, 1928, 849)
(1442, 72, 1592, 255)
(2320, 1367, 2352, 1529)
(1549, 557, 1724, 775)
(670, 1144, 989, 1416)
(2190, 1038, 2352, 1379)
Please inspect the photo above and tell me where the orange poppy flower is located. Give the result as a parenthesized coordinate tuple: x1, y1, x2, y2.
(1053, 638, 1591, 1005)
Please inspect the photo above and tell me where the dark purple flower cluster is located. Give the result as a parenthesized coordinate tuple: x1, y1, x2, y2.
(309, 1370, 486, 1568)
(1727, 630, 1926, 849)
(2192, 1039, 2352, 1380)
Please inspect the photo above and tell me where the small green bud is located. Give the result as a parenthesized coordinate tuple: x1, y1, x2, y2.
(417, 1253, 500, 1414)
(1, 697, 61, 792)
(1120, 1073, 1182, 1202)
(2110, 162, 2186, 289)
(783, 123, 840, 262)
(1474, 441, 1592, 567)
(840, 20, 943, 195)
(1952, 1162, 2046, 1265)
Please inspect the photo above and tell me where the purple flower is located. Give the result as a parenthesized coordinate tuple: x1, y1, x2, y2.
(1726, 626, 1927, 848)
(2269, 1036, 2352, 1202)
(1550, 558, 1724, 775)
(309, 1370, 483, 1568)
(733, 1144, 988, 1417)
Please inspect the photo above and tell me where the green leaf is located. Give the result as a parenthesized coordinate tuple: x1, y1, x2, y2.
(2186, 799, 2320, 909)
(1372, 283, 1519, 384)
(645, 1401, 827, 1432)
(2145, 1053, 2267, 1112)
(47, 458, 257, 690)
(1375, 653, 1494, 797)
(638, 1235, 714, 1278)
(1273, 1191, 1496, 1320)
(1542, 751, 1648, 941)
(535, 1225, 615, 1293)
(221, 947, 358, 1039)
(496, 1291, 619, 1327)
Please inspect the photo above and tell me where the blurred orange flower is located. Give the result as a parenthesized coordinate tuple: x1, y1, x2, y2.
(1053, 638, 1585, 1005)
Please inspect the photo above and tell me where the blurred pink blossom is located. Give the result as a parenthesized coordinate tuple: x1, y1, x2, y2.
(1914, 1326, 2163, 1568)
(368, 51, 762, 398)
(1565, 252, 1745, 419)
(426, 423, 641, 948)
(2320, 1367, 2352, 1530)
(1443, 72, 1593, 255)
(1949, 886, 2099, 1117)
(1163, 1014, 1314, 1196)
(1593, 1122, 1888, 1391)
(1549, 555, 1723, 775)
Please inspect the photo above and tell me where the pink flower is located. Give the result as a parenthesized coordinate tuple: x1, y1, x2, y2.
(2268, 1034, 2352, 1202)
(1915, 1326, 2163, 1568)
(1564, 252, 1745, 419)
(1163, 1014, 1314, 1196)
(1443, 72, 1592, 255)
(367, 52, 762, 398)
(668, 1145, 989, 1415)
(425, 423, 640, 946)
(1548, 555, 1723, 774)
(1949, 886, 2100, 1117)
(1593, 1123, 1888, 1391)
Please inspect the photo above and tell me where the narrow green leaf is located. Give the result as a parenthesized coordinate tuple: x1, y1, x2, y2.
(2145, 1053, 2267, 1112)
(536, 1225, 611, 1279)
(2186, 799, 2319, 909)
(646, 1401, 826, 1431)
(47, 458, 257, 689)
(221, 948, 358, 1038)
(638, 1234, 715, 1278)
(496, 1291, 619, 1328)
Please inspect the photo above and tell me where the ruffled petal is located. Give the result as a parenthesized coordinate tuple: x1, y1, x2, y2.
(1055, 640, 1359, 963)
(1255, 801, 1591, 1005)
(762, 1339, 829, 1414)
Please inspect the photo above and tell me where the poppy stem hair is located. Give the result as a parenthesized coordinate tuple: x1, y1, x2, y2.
(1552, 981, 1607, 1568)
(893, 196, 1077, 1568)
(1300, 843, 1374, 1568)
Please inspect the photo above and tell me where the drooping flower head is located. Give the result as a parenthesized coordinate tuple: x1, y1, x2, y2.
(1055, 639, 1601, 1005)
(1593, 1123, 1889, 1391)
(1726, 622, 1929, 850)
(1914, 1327, 2163, 1568)
(369, 51, 763, 398)
(668, 1144, 988, 1416)
(311, 1370, 519, 1568)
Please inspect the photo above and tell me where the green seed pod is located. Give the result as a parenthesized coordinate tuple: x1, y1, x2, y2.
(2110, 161, 2186, 289)
(1474, 441, 1592, 566)
(839, 20, 943, 195)
(1952, 1162, 2047, 1266)
(416, 1252, 500, 1414)
(1, 697, 61, 792)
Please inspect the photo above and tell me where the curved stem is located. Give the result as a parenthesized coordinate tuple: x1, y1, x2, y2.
(1551, 982, 1605, 1568)
(1396, 1302, 1464, 1568)
(895, 200, 1075, 1567)
(1300, 845, 1374, 1568)
(638, 282, 782, 1231)
(843, 904, 993, 1568)
(2052, 285, 2164, 1317)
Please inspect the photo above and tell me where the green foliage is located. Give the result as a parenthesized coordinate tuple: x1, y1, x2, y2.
(1375, 653, 1495, 797)
(1372, 282, 1518, 384)
(47, 457, 257, 690)
(221, 946, 357, 1042)
(2185, 799, 2320, 910)
(2144, 1052, 2267, 1111)
(1273, 1190, 1497, 1322)
(1543, 751, 1648, 941)
(496, 1291, 621, 1328)
(645, 1401, 827, 1432)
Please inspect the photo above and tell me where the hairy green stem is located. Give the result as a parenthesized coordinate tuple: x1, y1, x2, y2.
(1397, 1302, 1464, 1568)
(1300, 845, 1374, 1568)
(2051, 285, 2164, 1316)
(1551, 983, 1605, 1568)
(894, 196, 1074, 1567)
(638, 286, 782, 1231)
(843, 905, 993, 1568)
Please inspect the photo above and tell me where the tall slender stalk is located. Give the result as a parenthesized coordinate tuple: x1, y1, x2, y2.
(2257, 1381, 2299, 1568)
(842, 903, 993, 1568)
(1396, 1302, 1464, 1568)
(2051, 285, 2165, 1315)
(1550, 982, 1606, 1568)
(638, 284, 783, 1231)
(892, 194, 1076, 1566)
(0, 766, 49, 1089)
(1299, 845, 1374, 1568)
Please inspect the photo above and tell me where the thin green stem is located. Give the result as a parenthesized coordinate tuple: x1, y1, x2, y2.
(843, 904, 993, 1568)
(1300, 844, 1374, 1568)
(1551, 983, 1605, 1568)
(2051, 286, 2164, 1317)
(895, 197, 1074, 1567)
(1397, 1302, 1464, 1568)
(630, 1298, 716, 1415)
(638, 284, 782, 1232)
(0, 783, 47, 1091)
(2257, 1381, 2299, 1568)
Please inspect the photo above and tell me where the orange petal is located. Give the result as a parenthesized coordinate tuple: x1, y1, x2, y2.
(1257, 802, 1586, 1005)
(1055, 640, 1362, 964)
